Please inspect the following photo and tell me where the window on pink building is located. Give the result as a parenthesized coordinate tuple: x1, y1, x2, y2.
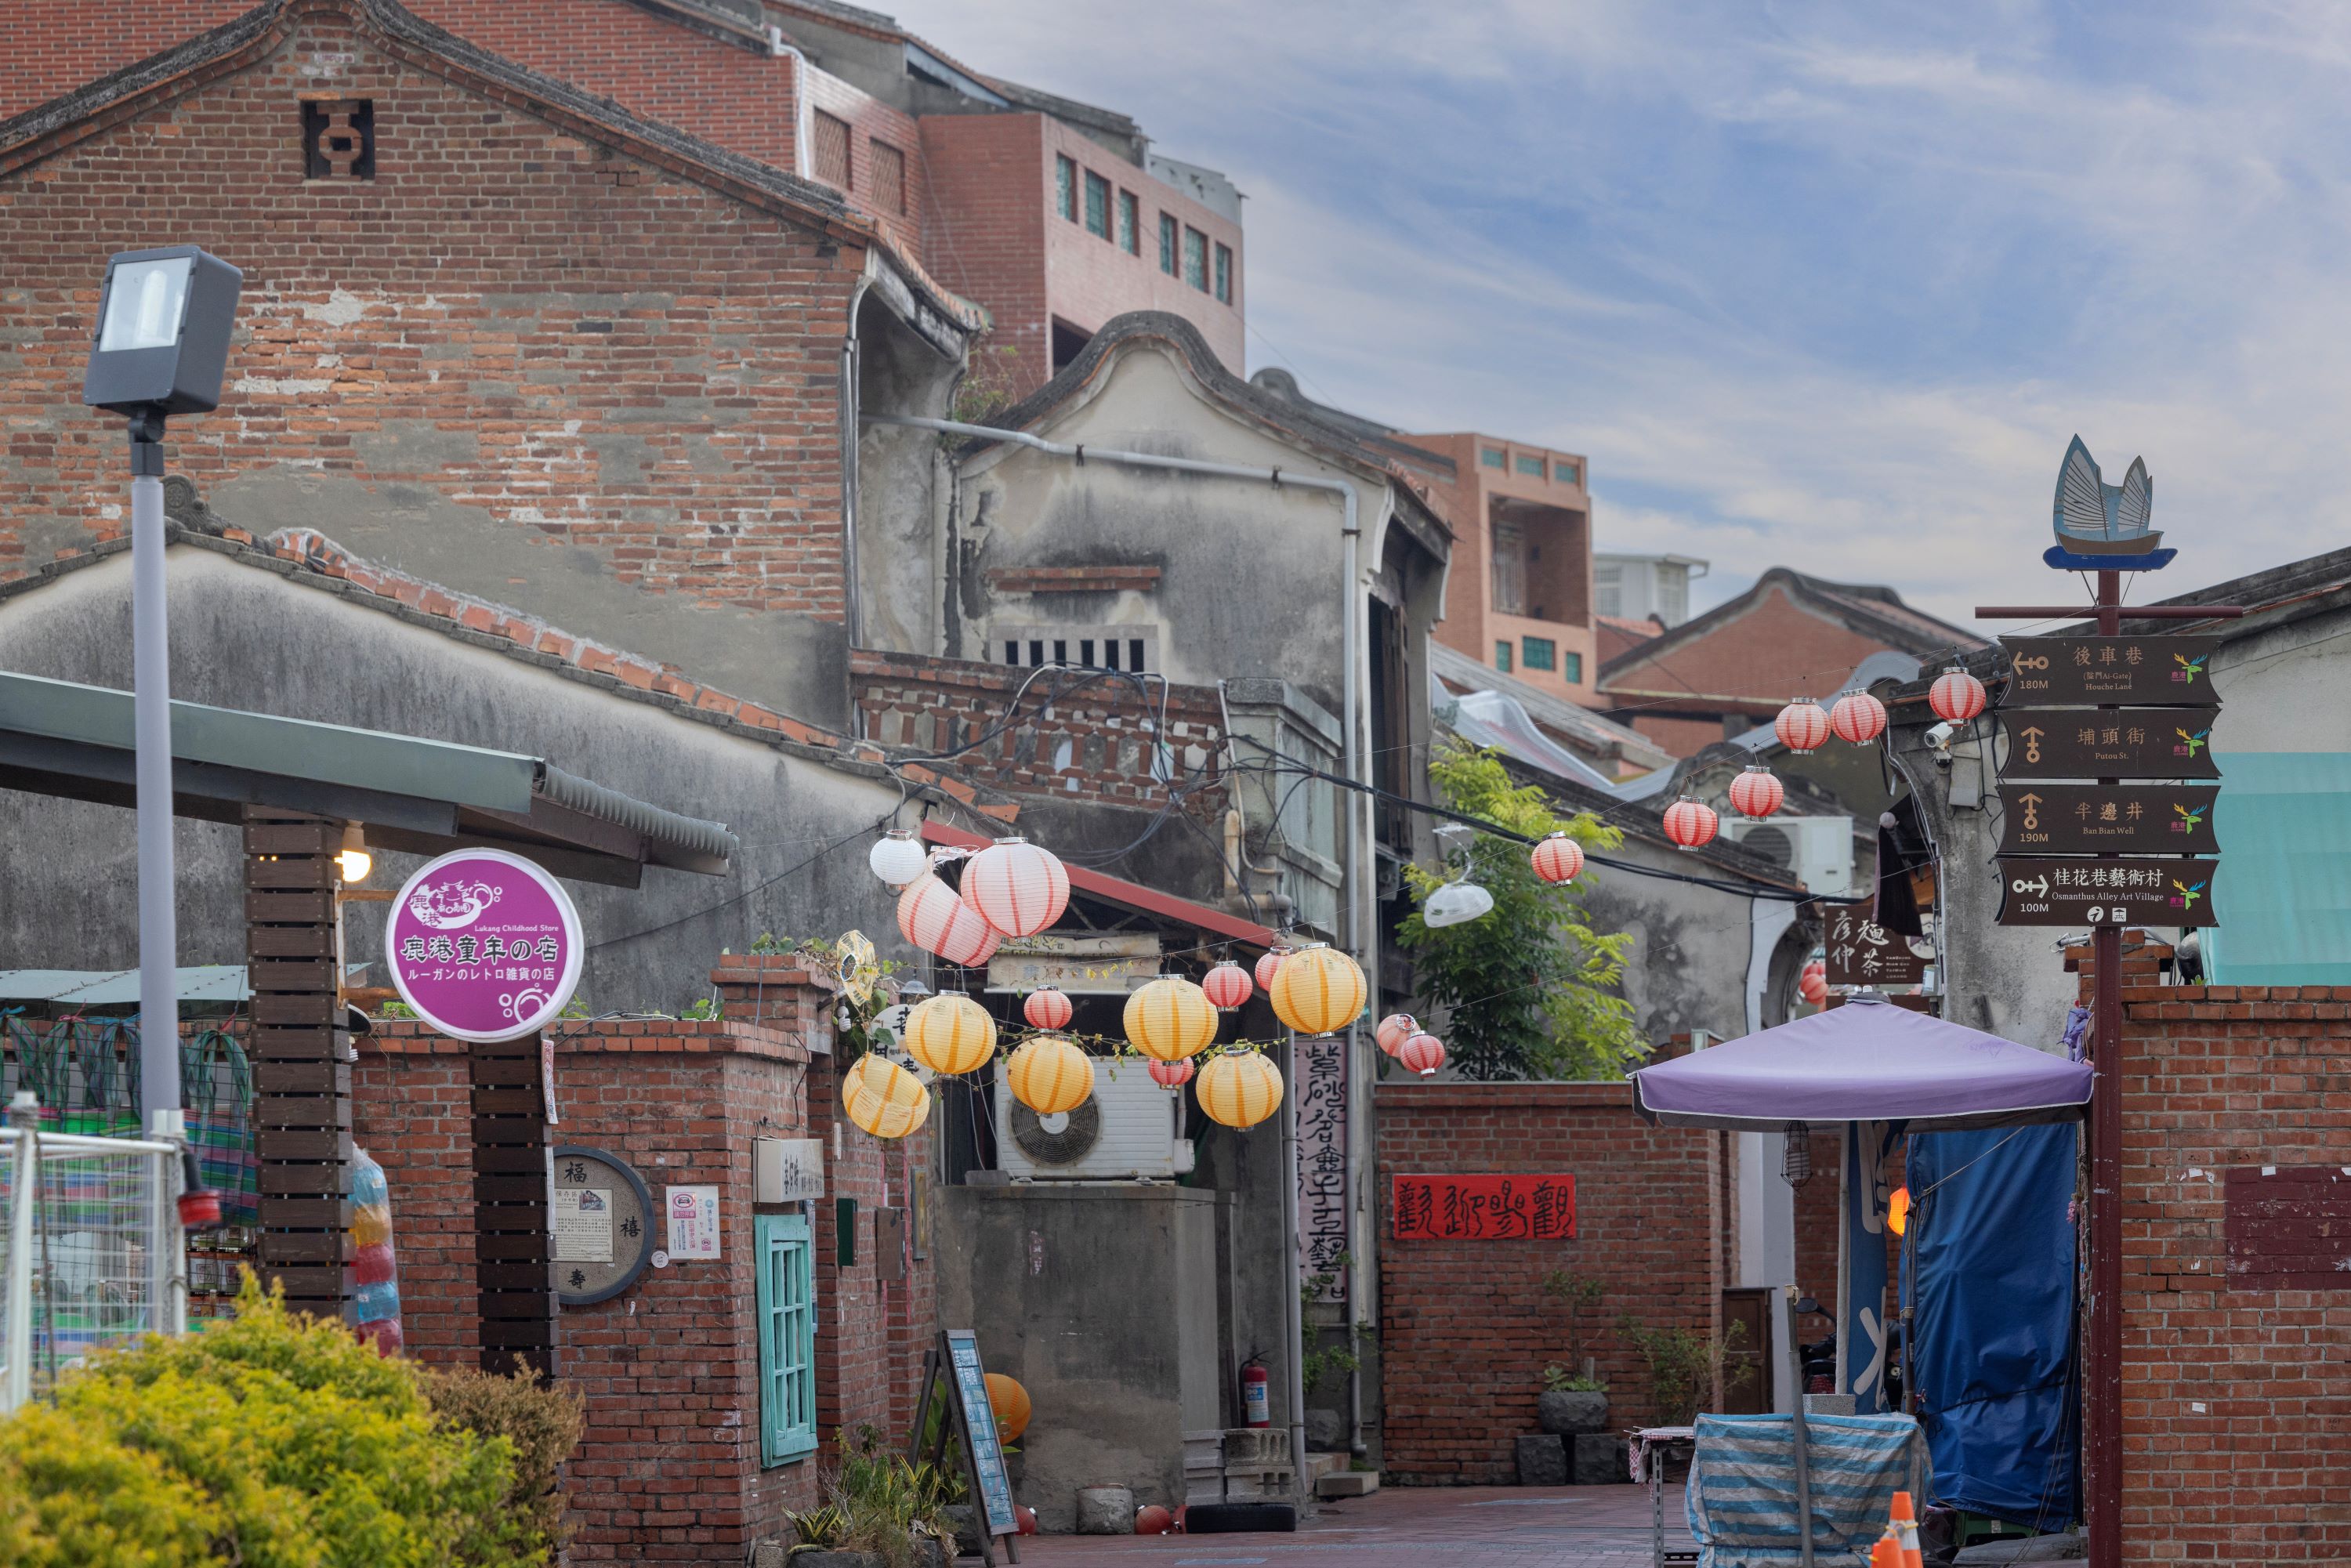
(1214, 243, 1233, 303)
(1056, 155, 1077, 221)
(1184, 227, 1208, 292)
(1159, 214, 1179, 274)
(1118, 190, 1139, 254)
(1085, 171, 1111, 238)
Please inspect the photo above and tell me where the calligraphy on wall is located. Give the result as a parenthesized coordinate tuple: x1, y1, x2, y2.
(1390, 1173, 1578, 1241)
(1824, 907, 1930, 988)
(1296, 1037, 1349, 1299)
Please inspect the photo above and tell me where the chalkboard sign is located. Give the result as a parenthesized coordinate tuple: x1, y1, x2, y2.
(911, 1331, 1020, 1564)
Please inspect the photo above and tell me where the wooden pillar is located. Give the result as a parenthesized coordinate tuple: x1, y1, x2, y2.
(472, 1031, 552, 1377)
(244, 807, 352, 1314)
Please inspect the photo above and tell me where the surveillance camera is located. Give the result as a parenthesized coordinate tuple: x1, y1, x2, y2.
(1925, 720, 1957, 751)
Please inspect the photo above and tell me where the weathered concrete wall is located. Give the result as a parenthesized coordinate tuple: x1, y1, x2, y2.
(1575, 830, 1795, 1048)
(0, 544, 910, 1009)
(933, 1182, 1226, 1530)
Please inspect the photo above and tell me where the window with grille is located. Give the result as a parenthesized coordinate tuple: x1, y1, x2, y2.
(1522, 636, 1556, 672)
(1213, 243, 1233, 302)
(1159, 214, 1179, 274)
(870, 139, 906, 214)
(1056, 154, 1077, 221)
(1118, 190, 1139, 254)
(999, 625, 1158, 674)
(1480, 447, 1505, 469)
(1084, 171, 1111, 238)
(1516, 453, 1545, 477)
(1556, 461, 1580, 485)
(756, 1212, 817, 1465)
(813, 112, 851, 190)
(301, 98, 375, 179)
(1184, 228, 1208, 291)
(1563, 651, 1584, 683)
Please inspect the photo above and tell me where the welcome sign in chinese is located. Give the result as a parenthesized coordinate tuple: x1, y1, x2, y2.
(1391, 1173, 1576, 1240)
(386, 848, 583, 1041)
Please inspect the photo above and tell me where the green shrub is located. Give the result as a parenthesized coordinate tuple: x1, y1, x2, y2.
(784, 1429, 957, 1567)
(0, 1276, 552, 1566)
(418, 1367, 585, 1553)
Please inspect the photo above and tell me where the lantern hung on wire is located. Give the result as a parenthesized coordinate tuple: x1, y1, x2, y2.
(1728, 764, 1784, 820)
(1196, 1049, 1284, 1128)
(1798, 959, 1828, 1007)
(1267, 943, 1367, 1037)
(1148, 1056, 1196, 1091)
(1929, 664, 1988, 725)
(842, 1052, 931, 1139)
(868, 827, 930, 889)
(1531, 831, 1585, 885)
(1422, 823, 1493, 929)
(1005, 1035, 1094, 1114)
(1776, 697, 1830, 755)
(901, 993, 998, 1076)
(1829, 688, 1888, 747)
(1124, 975, 1219, 1063)
(1661, 797, 1719, 852)
(897, 873, 1002, 968)
(1201, 961, 1254, 1011)
(958, 835, 1070, 938)
(1253, 946, 1291, 993)
(1375, 1012, 1419, 1057)
(1022, 985, 1073, 1032)
(1396, 1031, 1447, 1077)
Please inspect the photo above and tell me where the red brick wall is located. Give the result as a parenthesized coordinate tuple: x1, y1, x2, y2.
(0, 3, 861, 612)
(1375, 1082, 1726, 1483)
(801, 64, 923, 257)
(0, 0, 249, 118)
(1599, 580, 1904, 719)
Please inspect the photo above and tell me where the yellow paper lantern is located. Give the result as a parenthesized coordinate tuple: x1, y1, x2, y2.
(1122, 975, 1218, 1063)
(842, 1052, 931, 1139)
(1196, 1050, 1284, 1129)
(1268, 943, 1367, 1037)
(1005, 1034, 1094, 1115)
(902, 993, 998, 1076)
(986, 1372, 1032, 1443)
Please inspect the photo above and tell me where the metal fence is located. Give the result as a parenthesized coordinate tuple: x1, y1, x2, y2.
(0, 1125, 181, 1410)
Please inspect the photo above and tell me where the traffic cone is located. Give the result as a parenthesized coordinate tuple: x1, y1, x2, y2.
(1889, 1490, 1924, 1568)
(1871, 1536, 1903, 1568)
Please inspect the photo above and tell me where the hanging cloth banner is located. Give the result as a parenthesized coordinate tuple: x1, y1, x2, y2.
(1839, 1119, 1905, 1414)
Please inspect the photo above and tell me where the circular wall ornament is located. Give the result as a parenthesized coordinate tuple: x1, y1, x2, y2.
(386, 848, 583, 1041)
(549, 1145, 655, 1306)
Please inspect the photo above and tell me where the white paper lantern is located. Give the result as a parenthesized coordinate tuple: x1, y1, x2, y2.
(868, 827, 930, 888)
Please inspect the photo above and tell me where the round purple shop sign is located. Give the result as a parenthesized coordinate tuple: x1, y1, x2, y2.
(386, 849, 584, 1042)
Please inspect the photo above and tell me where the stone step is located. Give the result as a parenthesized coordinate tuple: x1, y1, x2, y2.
(1303, 1453, 1346, 1487)
(1317, 1469, 1379, 1499)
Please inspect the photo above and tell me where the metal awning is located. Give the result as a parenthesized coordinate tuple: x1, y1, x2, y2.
(0, 671, 736, 887)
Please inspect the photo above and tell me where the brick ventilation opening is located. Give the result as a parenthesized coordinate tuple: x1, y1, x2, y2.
(869, 139, 905, 214)
(999, 625, 1157, 674)
(301, 98, 374, 179)
(813, 111, 850, 189)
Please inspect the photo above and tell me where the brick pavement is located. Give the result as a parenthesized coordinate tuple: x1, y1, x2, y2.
(1015, 1484, 1695, 1567)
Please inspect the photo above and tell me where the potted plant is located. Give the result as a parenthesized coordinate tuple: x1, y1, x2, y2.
(1537, 1270, 1610, 1435)
(779, 1429, 961, 1567)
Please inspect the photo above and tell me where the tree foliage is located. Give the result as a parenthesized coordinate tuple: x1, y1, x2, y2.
(1397, 744, 1644, 1081)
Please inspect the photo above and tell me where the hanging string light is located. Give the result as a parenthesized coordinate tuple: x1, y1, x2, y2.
(1531, 831, 1585, 885)
(1829, 689, 1888, 747)
(1268, 943, 1367, 1037)
(1375, 1012, 1419, 1057)
(958, 836, 1071, 938)
(1124, 975, 1219, 1062)
(1396, 1031, 1447, 1077)
(901, 994, 998, 1076)
(1662, 797, 1719, 852)
(1928, 665, 1988, 724)
(1201, 961, 1255, 1011)
(1005, 1035, 1093, 1114)
(1197, 1049, 1283, 1129)
(1728, 765, 1784, 820)
(1022, 986, 1073, 1031)
(1775, 697, 1830, 755)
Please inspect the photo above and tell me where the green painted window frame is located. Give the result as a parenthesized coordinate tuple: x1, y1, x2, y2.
(1562, 650, 1584, 684)
(756, 1211, 817, 1465)
(1118, 190, 1139, 254)
(1184, 227, 1209, 292)
(1213, 242, 1233, 302)
(1084, 171, 1112, 238)
(1522, 636, 1556, 672)
(1556, 461, 1580, 485)
(1055, 155, 1077, 222)
(1495, 640, 1512, 672)
(1480, 447, 1505, 469)
(1516, 453, 1546, 477)
(1159, 214, 1179, 275)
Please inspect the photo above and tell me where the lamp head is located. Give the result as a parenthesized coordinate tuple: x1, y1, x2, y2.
(82, 245, 243, 417)
(335, 823, 371, 885)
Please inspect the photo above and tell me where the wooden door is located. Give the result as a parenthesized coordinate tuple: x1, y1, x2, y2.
(1720, 1287, 1772, 1414)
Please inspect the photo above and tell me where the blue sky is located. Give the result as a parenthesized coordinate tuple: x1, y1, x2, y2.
(882, 0, 2351, 628)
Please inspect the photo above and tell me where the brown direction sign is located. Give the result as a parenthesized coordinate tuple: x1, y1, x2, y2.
(1998, 636, 2223, 708)
(1997, 708, 2221, 780)
(1824, 908, 1930, 987)
(1998, 784, 2221, 856)
(1996, 857, 2219, 928)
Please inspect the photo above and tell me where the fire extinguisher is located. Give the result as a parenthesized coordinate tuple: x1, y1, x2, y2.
(1241, 1353, 1270, 1429)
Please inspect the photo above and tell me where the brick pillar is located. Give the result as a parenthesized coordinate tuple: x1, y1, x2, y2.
(245, 808, 352, 1314)
(471, 1030, 552, 1377)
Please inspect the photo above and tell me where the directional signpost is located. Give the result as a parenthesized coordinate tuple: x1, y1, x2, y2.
(1974, 440, 2247, 1568)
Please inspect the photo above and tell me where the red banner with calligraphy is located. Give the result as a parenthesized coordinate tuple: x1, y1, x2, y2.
(1390, 1173, 1577, 1240)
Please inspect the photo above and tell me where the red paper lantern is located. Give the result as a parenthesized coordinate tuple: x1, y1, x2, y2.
(1829, 689, 1888, 746)
(1396, 1031, 1447, 1077)
(1148, 1056, 1196, 1090)
(1799, 959, 1828, 1006)
(1023, 986, 1073, 1031)
(1661, 797, 1719, 852)
(1375, 1012, 1419, 1057)
(1201, 961, 1254, 1011)
(1728, 765, 1784, 820)
(958, 836, 1070, 938)
(1775, 697, 1830, 755)
(1253, 947, 1290, 993)
(1531, 831, 1585, 885)
(1929, 665, 1987, 724)
(897, 873, 1003, 968)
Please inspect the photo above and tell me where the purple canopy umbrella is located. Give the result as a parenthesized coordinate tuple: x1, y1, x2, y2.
(1631, 994, 2092, 1132)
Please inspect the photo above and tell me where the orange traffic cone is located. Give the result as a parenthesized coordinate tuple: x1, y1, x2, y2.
(1871, 1536, 1904, 1568)
(1889, 1490, 1924, 1568)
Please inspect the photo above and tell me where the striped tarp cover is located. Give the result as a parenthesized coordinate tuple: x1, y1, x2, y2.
(1685, 1412, 1924, 1566)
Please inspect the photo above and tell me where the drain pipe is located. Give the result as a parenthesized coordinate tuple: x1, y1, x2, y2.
(864, 410, 1369, 1502)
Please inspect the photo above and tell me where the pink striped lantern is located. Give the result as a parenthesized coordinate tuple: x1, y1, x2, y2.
(1375, 1012, 1419, 1058)
(1798, 960, 1829, 1007)
(1201, 961, 1255, 1011)
(1775, 697, 1830, 755)
(897, 872, 1004, 968)
(1929, 665, 1988, 724)
(1661, 797, 1719, 853)
(1728, 765, 1784, 820)
(1396, 1032, 1447, 1077)
(1148, 1056, 1197, 1091)
(1253, 947, 1291, 994)
(1023, 986, 1073, 1032)
(1531, 831, 1585, 885)
(958, 836, 1070, 938)
(1828, 690, 1888, 747)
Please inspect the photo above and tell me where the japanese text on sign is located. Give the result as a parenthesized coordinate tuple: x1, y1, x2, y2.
(1296, 1037, 1348, 1299)
(1391, 1173, 1577, 1240)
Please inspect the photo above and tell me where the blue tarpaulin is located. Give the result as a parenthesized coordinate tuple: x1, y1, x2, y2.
(1905, 1124, 2079, 1530)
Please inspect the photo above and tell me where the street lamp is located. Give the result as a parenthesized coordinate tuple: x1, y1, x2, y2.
(82, 245, 243, 1135)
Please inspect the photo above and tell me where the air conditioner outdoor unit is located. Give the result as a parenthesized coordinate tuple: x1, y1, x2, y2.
(994, 1066, 1196, 1181)
(1722, 813, 1856, 896)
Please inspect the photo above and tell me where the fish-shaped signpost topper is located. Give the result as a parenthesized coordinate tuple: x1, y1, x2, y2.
(2053, 436, 2162, 556)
